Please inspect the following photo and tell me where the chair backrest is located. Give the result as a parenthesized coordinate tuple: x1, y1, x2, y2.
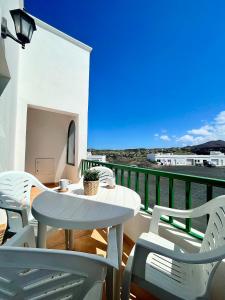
(196, 196, 225, 297)
(90, 166, 114, 183)
(0, 246, 107, 300)
(0, 171, 48, 220)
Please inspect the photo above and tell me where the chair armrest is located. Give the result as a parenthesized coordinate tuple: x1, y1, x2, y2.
(136, 232, 225, 264)
(3, 225, 36, 248)
(0, 196, 28, 227)
(107, 226, 119, 269)
(150, 205, 204, 234)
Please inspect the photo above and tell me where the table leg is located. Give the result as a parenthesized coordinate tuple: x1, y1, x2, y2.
(106, 226, 114, 300)
(37, 222, 47, 248)
(114, 223, 123, 300)
(69, 230, 74, 250)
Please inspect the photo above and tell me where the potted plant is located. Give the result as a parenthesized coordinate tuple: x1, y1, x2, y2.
(83, 169, 100, 195)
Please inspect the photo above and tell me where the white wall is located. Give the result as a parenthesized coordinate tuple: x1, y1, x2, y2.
(0, 0, 23, 171)
(14, 19, 91, 180)
(148, 153, 225, 166)
(25, 107, 77, 183)
(0, 2, 91, 180)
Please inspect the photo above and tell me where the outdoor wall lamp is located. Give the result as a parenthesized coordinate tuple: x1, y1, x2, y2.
(1, 9, 36, 49)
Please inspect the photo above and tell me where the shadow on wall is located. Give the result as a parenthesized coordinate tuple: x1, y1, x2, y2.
(0, 39, 11, 96)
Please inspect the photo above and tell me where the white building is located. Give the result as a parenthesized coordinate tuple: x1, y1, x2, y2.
(87, 152, 106, 162)
(147, 151, 225, 166)
(0, 0, 92, 183)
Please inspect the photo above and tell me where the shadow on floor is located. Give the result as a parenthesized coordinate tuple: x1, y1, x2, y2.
(47, 228, 158, 300)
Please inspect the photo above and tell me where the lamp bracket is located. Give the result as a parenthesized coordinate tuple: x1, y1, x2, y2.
(1, 17, 25, 49)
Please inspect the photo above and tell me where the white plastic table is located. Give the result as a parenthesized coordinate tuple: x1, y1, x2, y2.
(32, 184, 141, 300)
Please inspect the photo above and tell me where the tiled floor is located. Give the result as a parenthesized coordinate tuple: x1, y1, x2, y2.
(46, 228, 158, 300)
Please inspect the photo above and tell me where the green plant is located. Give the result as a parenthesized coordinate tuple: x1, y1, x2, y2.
(83, 169, 100, 181)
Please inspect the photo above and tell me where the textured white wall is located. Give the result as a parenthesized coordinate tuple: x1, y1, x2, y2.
(0, 0, 23, 171)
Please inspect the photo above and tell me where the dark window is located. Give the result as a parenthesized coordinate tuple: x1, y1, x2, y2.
(67, 121, 75, 165)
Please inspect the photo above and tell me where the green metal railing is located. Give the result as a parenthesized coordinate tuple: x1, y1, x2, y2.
(81, 159, 225, 239)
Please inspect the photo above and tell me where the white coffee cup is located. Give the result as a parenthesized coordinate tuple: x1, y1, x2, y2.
(107, 177, 116, 188)
(59, 179, 70, 190)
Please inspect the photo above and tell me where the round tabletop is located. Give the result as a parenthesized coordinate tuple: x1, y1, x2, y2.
(32, 184, 141, 230)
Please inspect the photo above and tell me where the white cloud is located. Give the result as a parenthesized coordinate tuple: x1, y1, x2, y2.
(188, 125, 213, 136)
(154, 133, 159, 137)
(177, 135, 207, 145)
(175, 110, 225, 146)
(215, 111, 225, 124)
(160, 135, 170, 141)
(177, 134, 194, 143)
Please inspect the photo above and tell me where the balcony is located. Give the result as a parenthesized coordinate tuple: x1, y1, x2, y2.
(81, 159, 225, 299)
(1, 161, 225, 299)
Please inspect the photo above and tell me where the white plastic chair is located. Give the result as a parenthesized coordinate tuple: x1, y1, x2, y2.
(72, 166, 114, 189)
(122, 195, 225, 300)
(0, 171, 50, 237)
(1, 225, 118, 300)
(89, 166, 114, 183)
(0, 195, 28, 244)
(69, 166, 114, 191)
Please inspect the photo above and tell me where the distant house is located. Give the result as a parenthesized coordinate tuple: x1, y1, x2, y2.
(87, 152, 106, 162)
(147, 151, 225, 166)
(0, 0, 92, 183)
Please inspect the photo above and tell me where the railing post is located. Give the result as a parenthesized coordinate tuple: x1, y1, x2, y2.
(144, 174, 149, 211)
(169, 178, 174, 223)
(81, 160, 84, 175)
(185, 181, 192, 232)
(156, 175, 160, 205)
(127, 170, 131, 188)
(115, 168, 119, 185)
(135, 172, 139, 193)
(121, 169, 125, 186)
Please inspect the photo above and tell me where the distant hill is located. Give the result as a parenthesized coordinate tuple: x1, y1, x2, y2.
(188, 140, 225, 154)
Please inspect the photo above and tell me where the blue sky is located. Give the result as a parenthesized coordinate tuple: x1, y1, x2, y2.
(26, 0, 225, 149)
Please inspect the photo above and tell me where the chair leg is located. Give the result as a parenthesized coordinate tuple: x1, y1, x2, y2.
(121, 248, 135, 300)
(65, 229, 74, 250)
(121, 267, 132, 300)
(106, 266, 114, 300)
(65, 229, 69, 250)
